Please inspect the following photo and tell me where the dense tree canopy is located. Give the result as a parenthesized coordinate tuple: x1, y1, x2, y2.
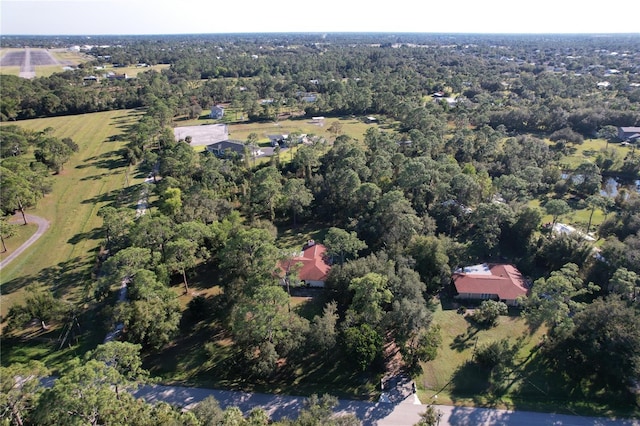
(3, 32, 640, 416)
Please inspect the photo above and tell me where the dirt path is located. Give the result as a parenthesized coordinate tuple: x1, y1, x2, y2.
(104, 173, 154, 343)
(378, 337, 419, 405)
(0, 214, 50, 270)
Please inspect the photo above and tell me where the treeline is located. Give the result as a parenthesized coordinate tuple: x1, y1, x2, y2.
(62, 91, 639, 397)
(0, 341, 361, 426)
(0, 125, 78, 223)
(3, 33, 640, 415)
(0, 71, 148, 120)
(3, 34, 640, 141)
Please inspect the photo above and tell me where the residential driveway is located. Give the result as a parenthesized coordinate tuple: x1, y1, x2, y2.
(0, 214, 50, 270)
(133, 384, 640, 426)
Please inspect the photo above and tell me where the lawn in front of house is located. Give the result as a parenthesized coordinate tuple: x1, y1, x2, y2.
(176, 114, 383, 145)
(97, 63, 171, 77)
(418, 302, 544, 406)
(417, 301, 638, 417)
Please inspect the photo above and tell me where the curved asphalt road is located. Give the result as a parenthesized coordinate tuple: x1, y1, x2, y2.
(0, 214, 50, 270)
(133, 383, 640, 426)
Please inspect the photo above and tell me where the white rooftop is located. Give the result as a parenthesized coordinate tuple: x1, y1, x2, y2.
(455, 263, 492, 275)
(173, 124, 229, 147)
(553, 223, 596, 242)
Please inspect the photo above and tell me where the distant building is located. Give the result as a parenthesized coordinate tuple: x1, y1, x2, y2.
(106, 72, 128, 80)
(452, 263, 528, 306)
(206, 140, 261, 159)
(618, 127, 640, 142)
(209, 105, 224, 119)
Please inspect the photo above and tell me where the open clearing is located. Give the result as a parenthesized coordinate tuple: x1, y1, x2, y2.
(0, 109, 144, 322)
(176, 114, 384, 146)
(417, 303, 638, 417)
(173, 123, 230, 146)
(418, 304, 544, 404)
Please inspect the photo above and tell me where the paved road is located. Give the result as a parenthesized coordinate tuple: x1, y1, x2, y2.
(133, 383, 640, 426)
(0, 214, 50, 270)
(19, 47, 35, 79)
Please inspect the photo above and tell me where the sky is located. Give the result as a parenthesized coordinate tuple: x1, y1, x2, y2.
(1, 0, 639, 36)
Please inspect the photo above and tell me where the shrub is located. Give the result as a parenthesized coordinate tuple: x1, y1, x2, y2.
(471, 300, 508, 327)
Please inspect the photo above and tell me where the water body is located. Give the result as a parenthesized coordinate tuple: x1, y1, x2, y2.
(561, 173, 639, 197)
(600, 176, 640, 197)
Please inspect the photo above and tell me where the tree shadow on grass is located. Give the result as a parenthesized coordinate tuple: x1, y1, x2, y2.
(80, 172, 118, 181)
(0, 274, 36, 296)
(1, 256, 91, 299)
(46, 257, 95, 297)
(80, 187, 138, 207)
(75, 151, 127, 170)
(507, 350, 631, 416)
(449, 360, 491, 405)
(88, 156, 129, 171)
(67, 227, 102, 245)
(450, 326, 480, 352)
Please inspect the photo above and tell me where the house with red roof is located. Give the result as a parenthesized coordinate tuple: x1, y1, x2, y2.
(452, 263, 528, 306)
(278, 240, 331, 288)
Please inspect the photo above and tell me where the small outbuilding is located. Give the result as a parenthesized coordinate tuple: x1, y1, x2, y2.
(618, 127, 640, 143)
(209, 105, 224, 119)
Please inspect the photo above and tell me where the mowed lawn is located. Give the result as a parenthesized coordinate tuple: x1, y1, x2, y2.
(0, 109, 144, 320)
(556, 137, 634, 170)
(0, 223, 38, 263)
(417, 303, 639, 416)
(417, 303, 547, 407)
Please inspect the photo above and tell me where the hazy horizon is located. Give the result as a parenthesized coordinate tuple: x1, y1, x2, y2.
(2, 0, 639, 37)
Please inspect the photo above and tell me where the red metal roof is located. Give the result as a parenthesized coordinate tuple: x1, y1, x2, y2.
(453, 264, 528, 301)
(278, 243, 331, 282)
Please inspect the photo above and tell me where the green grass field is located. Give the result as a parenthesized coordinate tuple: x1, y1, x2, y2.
(417, 302, 638, 416)
(0, 110, 145, 322)
(558, 138, 633, 170)
(49, 49, 93, 65)
(418, 303, 546, 406)
(0, 223, 38, 263)
(528, 198, 608, 236)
